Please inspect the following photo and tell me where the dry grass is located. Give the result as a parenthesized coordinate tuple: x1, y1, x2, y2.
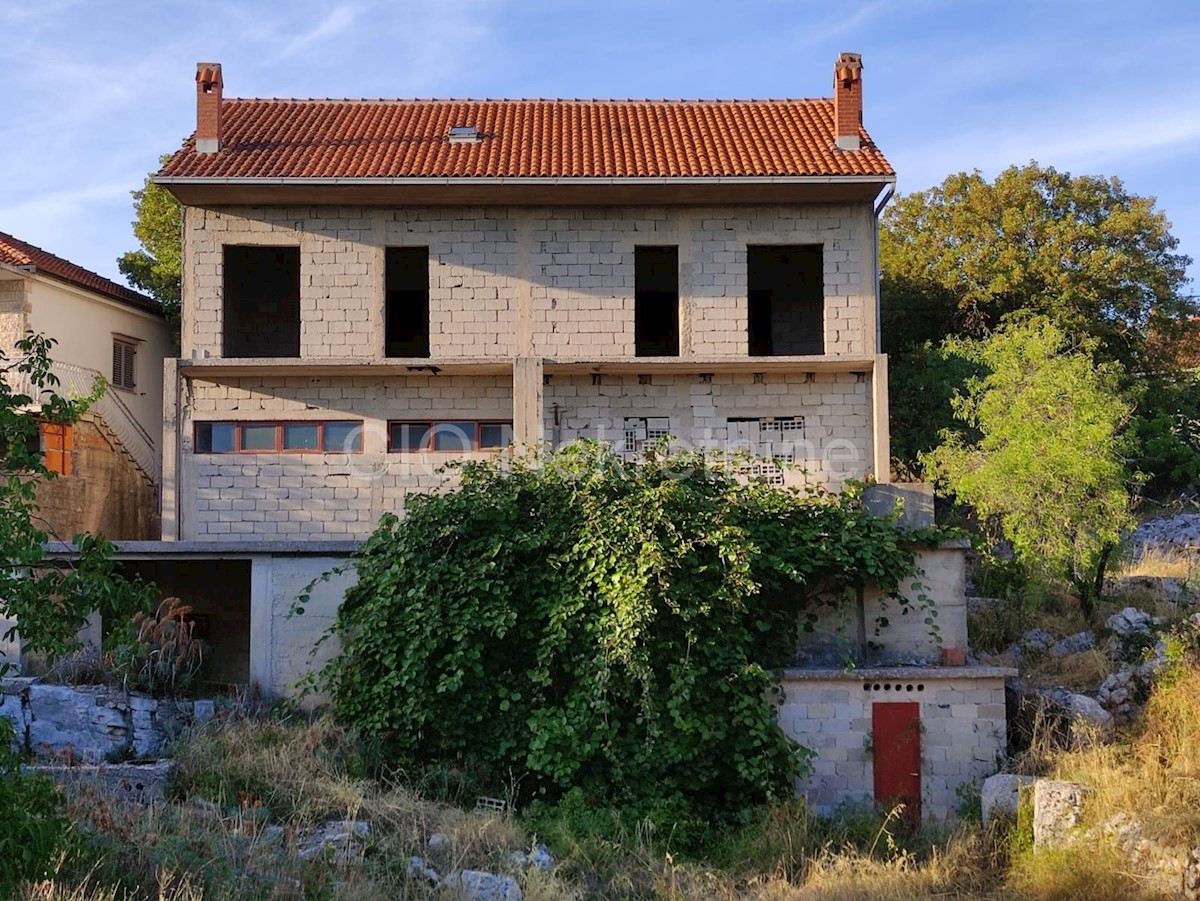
(1048, 657, 1200, 847)
(1005, 841, 1174, 901)
(1111, 545, 1195, 580)
(26, 656, 1200, 899)
(1025, 648, 1114, 692)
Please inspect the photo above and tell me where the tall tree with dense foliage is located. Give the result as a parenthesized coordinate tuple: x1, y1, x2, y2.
(313, 445, 939, 824)
(922, 319, 1136, 618)
(118, 155, 182, 335)
(881, 162, 1196, 479)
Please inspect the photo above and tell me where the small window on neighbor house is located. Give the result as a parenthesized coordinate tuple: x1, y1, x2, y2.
(112, 338, 137, 390)
(635, 246, 679, 357)
(747, 245, 824, 356)
(223, 246, 301, 358)
(40, 422, 73, 476)
(385, 247, 430, 358)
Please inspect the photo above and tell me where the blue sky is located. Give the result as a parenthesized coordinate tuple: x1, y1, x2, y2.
(1, 0, 1198, 291)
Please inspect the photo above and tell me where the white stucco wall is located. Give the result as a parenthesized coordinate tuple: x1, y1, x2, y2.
(26, 278, 170, 444)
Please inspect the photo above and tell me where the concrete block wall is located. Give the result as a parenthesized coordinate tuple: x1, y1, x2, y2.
(544, 371, 873, 490)
(182, 204, 874, 361)
(779, 670, 1009, 820)
(182, 374, 513, 539)
(184, 206, 521, 360)
(797, 543, 970, 665)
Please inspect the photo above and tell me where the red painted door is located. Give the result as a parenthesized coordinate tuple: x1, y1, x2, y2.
(872, 702, 921, 824)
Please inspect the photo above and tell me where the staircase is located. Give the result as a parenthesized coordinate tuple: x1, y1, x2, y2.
(8, 360, 160, 486)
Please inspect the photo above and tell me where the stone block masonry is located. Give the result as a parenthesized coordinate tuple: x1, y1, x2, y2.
(180, 369, 875, 539)
(779, 668, 1012, 820)
(182, 204, 874, 361)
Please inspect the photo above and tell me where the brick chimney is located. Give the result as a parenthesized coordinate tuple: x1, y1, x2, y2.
(833, 52, 863, 152)
(195, 62, 223, 154)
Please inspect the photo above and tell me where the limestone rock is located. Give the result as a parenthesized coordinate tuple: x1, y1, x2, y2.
(1019, 628, 1056, 655)
(980, 773, 1035, 828)
(297, 819, 369, 863)
(445, 870, 523, 901)
(1049, 631, 1096, 658)
(1106, 607, 1153, 637)
(1033, 780, 1090, 849)
(1044, 688, 1114, 745)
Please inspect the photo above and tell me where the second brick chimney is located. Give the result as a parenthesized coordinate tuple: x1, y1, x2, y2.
(833, 52, 863, 152)
(196, 62, 223, 154)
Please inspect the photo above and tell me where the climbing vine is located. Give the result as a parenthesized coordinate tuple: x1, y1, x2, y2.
(315, 444, 941, 822)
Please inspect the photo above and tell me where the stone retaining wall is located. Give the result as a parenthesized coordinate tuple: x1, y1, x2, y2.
(1, 678, 213, 761)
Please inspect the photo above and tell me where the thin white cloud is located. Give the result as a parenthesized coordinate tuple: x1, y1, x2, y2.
(895, 95, 1200, 191)
(270, 3, 360, 62)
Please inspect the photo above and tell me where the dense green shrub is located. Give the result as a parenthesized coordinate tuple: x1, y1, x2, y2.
(313, 445, 938, 823)
(0, 719, 74, 895)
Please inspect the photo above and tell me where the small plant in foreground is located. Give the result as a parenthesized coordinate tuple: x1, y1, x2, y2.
(0, 720, 75, 896)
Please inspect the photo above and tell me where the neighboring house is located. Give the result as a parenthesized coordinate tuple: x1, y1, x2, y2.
(94, 54, 1010, 818)
(0, 232, 169, 539)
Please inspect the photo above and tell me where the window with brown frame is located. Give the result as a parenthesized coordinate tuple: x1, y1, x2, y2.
(194, 421, 364, 454)
(387, 420, 513, 452)
(41, 422, 73, 475)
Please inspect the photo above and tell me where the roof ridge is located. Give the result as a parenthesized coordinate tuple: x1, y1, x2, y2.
(223, 96, 833, 105)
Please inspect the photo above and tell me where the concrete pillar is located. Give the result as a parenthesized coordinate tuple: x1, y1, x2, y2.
(871, 353, 890, 483)
(513, 357, 544, 452)
(160, 358, 180, 540)
(249, 555, 273, 693)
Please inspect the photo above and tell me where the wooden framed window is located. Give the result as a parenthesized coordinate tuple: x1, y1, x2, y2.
(387, 420, 513, 452)
(112, 337, 137, 390)
(194, 421, 364, 454)
(41, 422, 73, 476)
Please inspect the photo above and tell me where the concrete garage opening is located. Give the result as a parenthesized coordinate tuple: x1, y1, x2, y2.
(118, 559, 251, 685)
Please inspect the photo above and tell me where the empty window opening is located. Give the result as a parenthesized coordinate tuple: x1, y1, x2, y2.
(747, 245, 824, 356)
(112, 337, 137, 390)
(386, 247, 431, 358)
(223, 246, 301, 358)
(635, 246, 679, 357)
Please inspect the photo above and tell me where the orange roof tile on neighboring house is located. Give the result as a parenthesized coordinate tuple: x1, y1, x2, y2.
(159, 98, 894, 181)
(0, 232, 161, 316)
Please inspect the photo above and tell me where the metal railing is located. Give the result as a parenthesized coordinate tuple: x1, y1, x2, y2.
(6, 359, 159, 485)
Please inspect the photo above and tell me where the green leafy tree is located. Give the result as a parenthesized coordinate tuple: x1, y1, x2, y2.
(881, 162, 1195, 480)
(312, 444, 940, 825)
(0, 719, 73, 894)
(0, 334, 154, 666)
(118, 155, 182, 336)
(922, 319, 1137, 618)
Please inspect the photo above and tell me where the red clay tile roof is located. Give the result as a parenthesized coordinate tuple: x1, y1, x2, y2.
(159, 98, 893, 180)
(0, 232, 161, 316)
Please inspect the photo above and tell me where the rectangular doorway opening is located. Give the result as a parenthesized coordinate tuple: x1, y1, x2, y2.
(747, 245, 824, 355)
(635, 246, 679, 356)
(385, 247, 431, 357)
(223, 246, 301, 358)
